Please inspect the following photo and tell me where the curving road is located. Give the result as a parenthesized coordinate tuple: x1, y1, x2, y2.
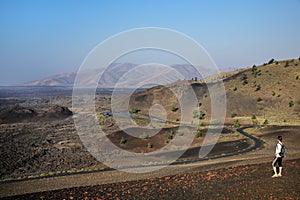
(1, 125, 264, 182)
(0, 126, 266, 198)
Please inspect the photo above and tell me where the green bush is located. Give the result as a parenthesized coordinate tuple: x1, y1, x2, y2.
(252, 65, 262, 77)
(272, 91, 276, 96)
(257, 97, 262, 102)
(195, 130, 202, 138)
(131, 108, 140, 114)
(231, 112, 237, 118)
(268, 58, 275, 64)
(198, 101, 202, 107)
(255, 84, 261, 91)
(167, 131, 174, 140)
(171, 105, 179, 112)
(234, 119, 240, 128)
(242, 79, 248, 85)
(289, 101, 294, 107)
(120, 137, 126, 144)
(263, 119, 269, 125)
(284, 62, 289, 67)
(147, 143, 153, 149)
(199, 111, 206, 120)
(241, 74, 248, 83)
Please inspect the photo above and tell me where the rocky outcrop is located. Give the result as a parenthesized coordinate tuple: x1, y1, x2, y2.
(0, 105, 37, 123)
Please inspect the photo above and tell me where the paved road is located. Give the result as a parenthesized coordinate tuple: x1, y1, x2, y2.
(0, 126, 266, 198)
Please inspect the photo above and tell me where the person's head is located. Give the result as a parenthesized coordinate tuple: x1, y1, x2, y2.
(277, 135, 282, 142)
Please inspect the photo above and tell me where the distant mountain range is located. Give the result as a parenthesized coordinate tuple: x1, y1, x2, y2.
(16, 71, 77, 87)
(15, 63, 229, 88)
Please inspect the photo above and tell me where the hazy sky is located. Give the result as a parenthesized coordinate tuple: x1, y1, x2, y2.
(0, 0, 299, 85)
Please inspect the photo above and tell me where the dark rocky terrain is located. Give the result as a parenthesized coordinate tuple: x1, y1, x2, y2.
(0, 96, 251, 181)
(3, 159, 299, 200)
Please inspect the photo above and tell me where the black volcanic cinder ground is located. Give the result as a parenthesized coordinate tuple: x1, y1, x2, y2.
(3, 159, 299, 200)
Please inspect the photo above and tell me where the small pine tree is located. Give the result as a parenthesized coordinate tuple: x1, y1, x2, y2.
(241, 74, 248, 81)
(268, 58, 275, 64)
(255, 84, 261, 91)
(199, 111, 206, 120)
(198, 101, 202, 107)
(171, 105, 178, 112)
(257, 97, 262, 102)
(195, 130, 202, 138)
(120, 137, 126, 144)
(132, 108, 140, 114)
(242, 79, 248, 85)
(234, 119, 240, 128)
(284, 62, 289, 67)
(231, 112, 237, 118)
(167, 131, 174, 140)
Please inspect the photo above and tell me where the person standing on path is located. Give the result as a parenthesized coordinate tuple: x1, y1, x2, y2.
(272, 136, 285, 178)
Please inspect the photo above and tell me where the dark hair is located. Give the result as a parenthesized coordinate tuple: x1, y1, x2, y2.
(277, 135, 282, 141)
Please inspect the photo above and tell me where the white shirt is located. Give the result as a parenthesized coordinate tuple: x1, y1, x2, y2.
(275, 141, 284, 158)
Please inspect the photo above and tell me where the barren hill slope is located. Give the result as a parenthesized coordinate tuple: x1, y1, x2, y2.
(129, 58, 300, 125)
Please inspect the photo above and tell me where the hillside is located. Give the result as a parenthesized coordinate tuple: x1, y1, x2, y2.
(129, 58, 300, 125)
